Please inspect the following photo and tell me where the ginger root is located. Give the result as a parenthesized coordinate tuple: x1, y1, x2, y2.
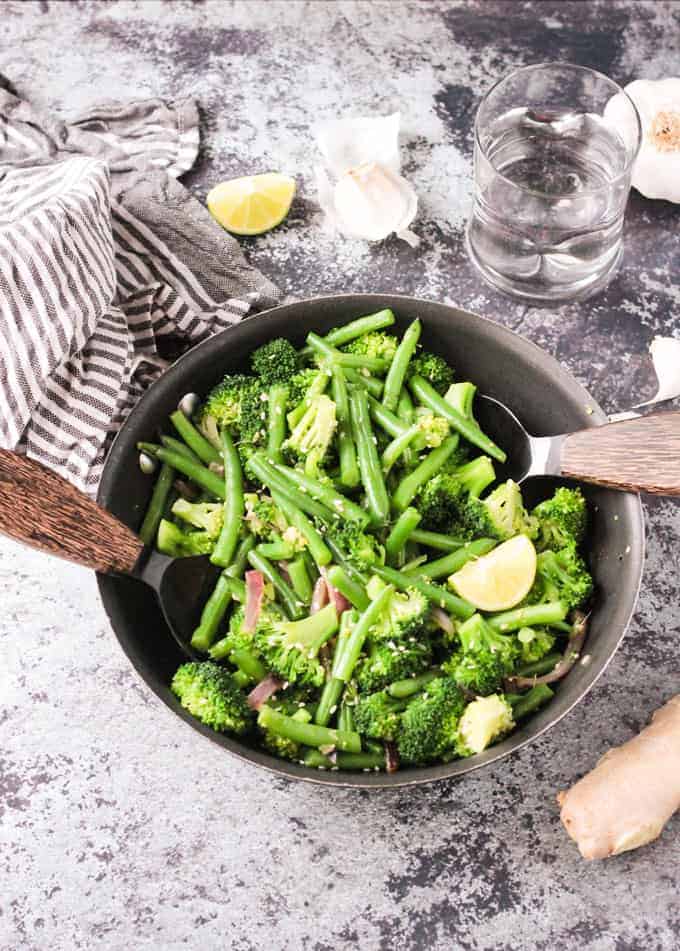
(558, 695, 680, 860)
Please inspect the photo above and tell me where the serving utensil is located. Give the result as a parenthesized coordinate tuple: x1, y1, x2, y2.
(477, 398, 680, 494)
(0, 450, 216, 658)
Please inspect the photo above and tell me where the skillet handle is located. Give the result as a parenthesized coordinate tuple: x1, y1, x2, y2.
(0, 450, 144, 573)
(560, 410, 680, 495)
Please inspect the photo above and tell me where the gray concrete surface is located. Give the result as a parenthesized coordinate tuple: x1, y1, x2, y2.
(2, 2, 679, 949)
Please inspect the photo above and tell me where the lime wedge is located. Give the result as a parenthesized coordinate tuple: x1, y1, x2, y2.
(449, 534, 537, 612)
(207, 173, 295, 235)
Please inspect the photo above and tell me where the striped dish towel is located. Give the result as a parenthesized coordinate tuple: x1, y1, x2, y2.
(0, 81, 281, 494)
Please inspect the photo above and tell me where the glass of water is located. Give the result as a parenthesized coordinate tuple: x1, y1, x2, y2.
(466, 63, 642, 303)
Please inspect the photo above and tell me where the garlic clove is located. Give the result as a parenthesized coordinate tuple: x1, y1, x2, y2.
(316, 112, 402, 177)
(605, 77, 680, 203)
(333, 161, 419, 245)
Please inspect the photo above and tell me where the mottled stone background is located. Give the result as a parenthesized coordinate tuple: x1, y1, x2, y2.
(1, 2, 679, 949)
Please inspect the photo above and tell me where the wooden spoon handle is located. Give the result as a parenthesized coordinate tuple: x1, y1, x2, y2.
(0, 449, 144, 573)
(560, 410, 680, 495)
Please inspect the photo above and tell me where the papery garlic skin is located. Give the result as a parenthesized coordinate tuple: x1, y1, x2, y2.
(333, 162, 419, 246)
(647, 336, 680, 405)
(605, 78, 680, 202)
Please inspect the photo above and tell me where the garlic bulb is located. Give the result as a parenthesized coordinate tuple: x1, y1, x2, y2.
(605, 77, 680, 202)
(333, 162, 418, 246)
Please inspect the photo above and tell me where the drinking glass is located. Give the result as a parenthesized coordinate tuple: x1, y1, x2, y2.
(466, 63, 642, 303)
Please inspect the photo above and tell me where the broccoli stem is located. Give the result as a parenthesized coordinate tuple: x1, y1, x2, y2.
(371, 564, 476, 620)
(247, 549, 305, 620)
(258, 705, 361, 753)
(229, 648, 268, 683)
(387, 669, 440, 699)
(445, 381, 477, 420)
(385, 507, 422, 565)
(382, 318, 421, 412)
(233, 670, 251, 689)
(349, 386, 390, 526)
(303, 749, 385, 770)
(334, 586, 394, 682)
(367, 394, 408, 438)
(488, 601, 568, 633)
(287, 556, 313, 605)
(392, 435, 460, 512)
(409, 528, 467, 552)
(255, 538, 296, 561)
(337, 701, 354, 733)
(508, 684, 554, 720)
(406, 537, 497, 580)
(266, 384, 289, 464)
(160, 435, 201, 463)
(331, 365, 360, 489)
(139, 462, 174, 546)
(247, 454, 335, 524)
(326, 565, 370, 612)
(515, 652, 563, 678)
(211, 429, 244, 568)
(170, 410, 222, 465)
(274, 462, 371, 528)
(146, 446, 226, 499)
(344, 367, 384, 398)
(271, 489, 332, 567)
(410, 376, 507, 463)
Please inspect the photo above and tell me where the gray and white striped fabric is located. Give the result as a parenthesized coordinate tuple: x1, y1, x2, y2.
(0, 84, 281, 493)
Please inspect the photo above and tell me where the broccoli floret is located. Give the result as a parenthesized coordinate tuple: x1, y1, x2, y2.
(516, 626, 556, 664)
(411, 410, 450, 450)
(356, 638, 432, 693)
(444, 382, 477, 420)
(416, 457, 496, 533)
(259, 688, 315, 761)
(464, 480, 538, 541)
(329, 522, 384, 569)
(365, 576, 430, 642)
(171, 498, 223, 538)
(397, 676, 467, 764)
(171, 661, 252, 734)
(244, 493, 289, 540)
(443, 613, 521, 696)
(283, 393, 337, 476)
(528, 544, 593, 612)
(344, 331, 398, 362)
(287, 368, 327, 412)
(196, 373, 260, 441)
(408, 351, 455, 394)
(253, 603, 339, 688)
(250, 338, 300, 386)
(354, 691, 404, 740)
(156, 518, 215, 557)
(532, 486, 588, 552)
(456, 694, 514, 756)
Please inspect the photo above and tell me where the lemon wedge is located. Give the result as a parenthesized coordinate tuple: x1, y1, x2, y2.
(449, 535, 537, 612)
(207, 173, 295, 235)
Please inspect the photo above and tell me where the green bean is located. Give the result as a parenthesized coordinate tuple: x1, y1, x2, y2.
(229, 534, 258, 578)
(371, 564, 476, 620)
(258, 705, 361, 753)
(488, 602, 567, 633)
(256, 539, 296, 560)
(170, 410, 221, 465)
(211, 430, 244, 567)
(406, 537, 497, 580)
(514, 652, 563, 679)
(315, 615, 352, 726)
(509, 684, 554, 720)
(325, 538, 368, 586)
(410, 376, 506, 462)
(247, 549, 305, 620)
(139, 462, 174, 545)
(266, 384, 289, 464)
(334, 586, 394, 682)
(274, 462, 370, 527)
(197, 574, 248, 655)
(303, 749, 385, 770)
(306, 332, 388, 373)
(387, 669, 440, 699)
(287, 368, 331, 428)
(287, 556, 313, 605)
(367, 394, 408, 438)
(229, 648, 268, 683)
(392, 435, 460, 512)
(326, 565, 369, 612)
(338, 701, 354, 733)
(160, 435, 201, 463)
(344, 367, 384, 397)
(271, 489, 332, 568)
(382, 318, 421, 412)
(349, 386, 390, 526)
(409, 528, 467, 552)
(331, 365, 360, 489)
(381, 422, 421, 471)
(246, 453, 336, 524)
(149, 446, 225, 498)
(233, 670, 251, 689)
(322, 309, 395, 347)
(385, 507, 422, 565)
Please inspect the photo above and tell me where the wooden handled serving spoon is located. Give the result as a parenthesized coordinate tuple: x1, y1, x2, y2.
(476, 399, 680, 494)
(0, 449, 220, 658)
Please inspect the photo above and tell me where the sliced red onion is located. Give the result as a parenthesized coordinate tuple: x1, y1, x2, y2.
(311, 576, 329, 614)
(507, 612, 589, 689)
(243, 570, 265, 633)
(431, 607, 454, 636)
(384, 741, 400, 774)
(247, 674, 284, 710)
